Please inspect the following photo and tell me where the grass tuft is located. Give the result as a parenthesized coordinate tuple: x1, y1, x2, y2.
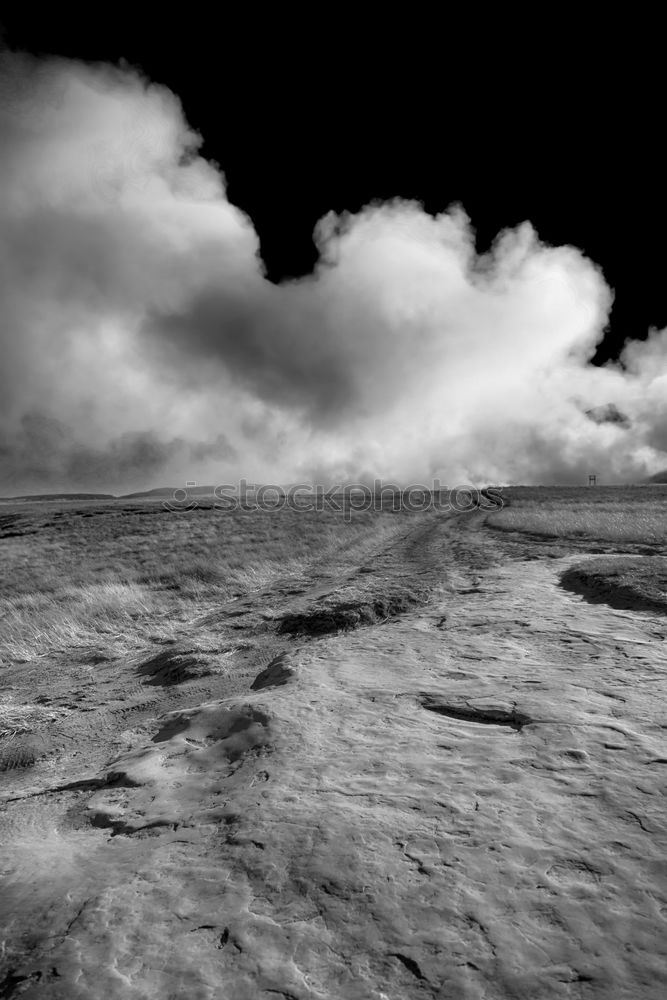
(0, 695, 64, 739)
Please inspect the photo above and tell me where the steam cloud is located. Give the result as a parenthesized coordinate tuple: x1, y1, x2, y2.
(1, 50, 665, 493)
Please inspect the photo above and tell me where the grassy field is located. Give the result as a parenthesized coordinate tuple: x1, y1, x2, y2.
(490, 486, 666, 545)
(487, 486, 667, 613)
(2, 486, 665, 670)
(0, 500, 407, 665)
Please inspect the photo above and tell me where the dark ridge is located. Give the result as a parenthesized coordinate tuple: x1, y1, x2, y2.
(88, 813, 177, 836)
(388, 953, 427, 981)
(136, 649, 215, 686)
(0, 969, 43, 999)
(277, 589, 429, 637)
(251, 653, 295, 690)
(4, 771, 144, 805)
(560, 561, 667, 616)
(151, 716, 192, 743)
(0, 493, 115, 501)
(119, 485, 217, 498)
(418, 694, 531, 731)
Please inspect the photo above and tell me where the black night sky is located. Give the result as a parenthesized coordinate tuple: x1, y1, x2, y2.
(1, 12, 658, 365)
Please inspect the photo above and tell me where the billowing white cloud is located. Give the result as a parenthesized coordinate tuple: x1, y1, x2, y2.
(0, 49, 665, 494)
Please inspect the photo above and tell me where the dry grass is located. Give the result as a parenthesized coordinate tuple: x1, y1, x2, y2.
(0, 694, 66, 739)
(1, 581, 162, 662)
(489, 493, 666, 545)
(0, 502, 408, 664)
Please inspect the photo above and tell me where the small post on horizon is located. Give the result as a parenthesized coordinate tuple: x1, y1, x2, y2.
(588, 474, 597, 486)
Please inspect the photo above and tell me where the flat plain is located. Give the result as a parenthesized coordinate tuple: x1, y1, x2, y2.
(0, 486, 666, 999)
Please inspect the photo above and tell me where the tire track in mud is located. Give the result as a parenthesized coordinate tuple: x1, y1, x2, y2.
(0, 515, 451, 799)
(0, 514, 459, 990)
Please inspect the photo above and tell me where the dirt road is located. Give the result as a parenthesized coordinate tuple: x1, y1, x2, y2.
(1, 514, 666, 998)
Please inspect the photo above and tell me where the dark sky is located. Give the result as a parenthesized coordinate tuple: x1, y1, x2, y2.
(0, 12, 659, 364)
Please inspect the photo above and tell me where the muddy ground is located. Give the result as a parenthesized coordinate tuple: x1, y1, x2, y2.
(1, 511, 666, 999)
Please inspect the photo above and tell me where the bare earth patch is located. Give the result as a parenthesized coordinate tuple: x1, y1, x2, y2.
(1, 492, 666, 998)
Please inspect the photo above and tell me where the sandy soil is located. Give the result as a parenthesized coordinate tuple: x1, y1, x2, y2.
(1, 513, 666, 999)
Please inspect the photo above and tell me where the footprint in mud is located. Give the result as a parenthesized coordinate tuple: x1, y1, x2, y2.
(86, 703, 276, 834)
(546, 859, 607, 885)
(600, 690, 626, 703)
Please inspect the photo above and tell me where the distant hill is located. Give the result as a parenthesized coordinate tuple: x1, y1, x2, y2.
(647, 470, 667, 484)
(118, 485, 279, 499)
(0, 492, 116, 502)
(119, 485, 218, 499)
